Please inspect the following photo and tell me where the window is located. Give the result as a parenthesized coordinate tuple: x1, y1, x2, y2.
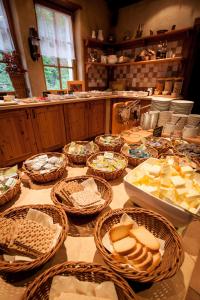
(35, 4, 75, 90)
(0, 0, 14, 92)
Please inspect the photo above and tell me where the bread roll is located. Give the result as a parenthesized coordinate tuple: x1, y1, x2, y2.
(130, 226, 160, 251)
(109, 223, 133, 242)
(113, 237, 136, 255)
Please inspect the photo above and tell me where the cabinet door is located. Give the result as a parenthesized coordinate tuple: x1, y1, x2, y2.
(32, 105, 66, 152)
(64, 102, 88, 141)
(88, 100, 105, 137)
(0, 109, 37, 166)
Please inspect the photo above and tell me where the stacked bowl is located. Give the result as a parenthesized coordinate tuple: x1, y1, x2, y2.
(170, 100, 194, 115)
(150, 99, 171, 111)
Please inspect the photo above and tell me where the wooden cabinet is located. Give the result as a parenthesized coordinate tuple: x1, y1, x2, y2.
(64, 102, 89, 141)
(31, 105, 66, 152)
(88, 100, 105, 137)
(64, 100, 105, 141)
(0, 109, 37, 167)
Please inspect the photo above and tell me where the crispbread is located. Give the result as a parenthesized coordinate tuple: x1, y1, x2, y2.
(132, 247, 148, 264)
(130, 226, 160, 251)
(109, 223, 133, 242)
(113, 236, 136, 255)
(147, 252, 161, 272)
(0, 218, 16, 250)
(126, 243, 142, 259)
(131, 251, 153, 271)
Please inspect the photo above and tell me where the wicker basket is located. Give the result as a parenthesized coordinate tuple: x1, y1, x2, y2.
(0, 168, 21, 206)
(51, 175, 113, 215)
(87, 152, 128, 181)
(121, 145, 158, 167)
(94, 208, 184, 283)
(63, 141, 99, 164)
(0, 204, 68, 273)
(23, 262, 137, 300)
(23, 152, 68, 183)
(95, 135, 125, 152)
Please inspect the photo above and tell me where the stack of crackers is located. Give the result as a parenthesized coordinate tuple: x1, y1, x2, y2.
(0, 217, 57, 258)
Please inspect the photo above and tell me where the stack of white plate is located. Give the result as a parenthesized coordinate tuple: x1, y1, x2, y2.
(187, 114, 200, 126)
(171, 114, 188, 130)
(170, 100, 194, 115)
(157, 111, 173, 127)
(150, 99, 171, 111)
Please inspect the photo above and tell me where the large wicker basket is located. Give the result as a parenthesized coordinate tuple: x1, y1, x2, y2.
(51, 175, 113, 215)
(23, 152, 68, 183)
(23, 262, 137, 300)
(87, 152, 128, 181)
(121, 145, 158, 167)
(95, 135, 125, 152)
(94, 208, 184, 283)
(0, 168, 21, 206)
(63, 141, 99, 164)
(0, 204, 68, 273)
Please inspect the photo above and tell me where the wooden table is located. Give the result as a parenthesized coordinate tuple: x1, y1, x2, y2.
(1, 165, 200, 300)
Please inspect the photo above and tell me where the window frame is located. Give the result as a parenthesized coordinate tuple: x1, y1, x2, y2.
(35, 3, 77, 91)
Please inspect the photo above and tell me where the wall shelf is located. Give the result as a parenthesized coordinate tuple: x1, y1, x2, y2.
(86, 57, 184, 69)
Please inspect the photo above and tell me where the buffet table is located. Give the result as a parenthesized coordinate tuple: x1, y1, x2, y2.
(1, 165, 200, 300)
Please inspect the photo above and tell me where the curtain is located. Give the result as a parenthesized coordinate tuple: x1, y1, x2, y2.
(0, 0, 14, 52)
(35, 4, 75, 62)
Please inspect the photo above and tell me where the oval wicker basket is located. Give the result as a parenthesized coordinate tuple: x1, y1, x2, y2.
(51, 175, 113, 215)
(95, 135, 125, 152)
(63, 141, 99, 164)
(94, 208, 184, 283)
(0, 204, 68, 273)
(87, 152, 128, 181)
(23, 152, 68, 183)
(0, 169, 21, 206)
(121, 145, 158, 167)
(23, 261, 137, 300)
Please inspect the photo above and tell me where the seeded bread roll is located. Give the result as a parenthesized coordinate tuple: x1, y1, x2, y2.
(130, 226, 160, 251)
(109, 223, 133, 242)
(113, 237, 136, 255)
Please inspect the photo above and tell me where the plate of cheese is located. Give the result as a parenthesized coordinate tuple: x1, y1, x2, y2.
(124, 157, 200, 226)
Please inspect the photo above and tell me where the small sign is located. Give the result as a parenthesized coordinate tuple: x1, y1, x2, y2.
(153, 126, 163, 137)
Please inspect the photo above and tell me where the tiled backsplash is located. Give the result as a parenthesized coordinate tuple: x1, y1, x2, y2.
(87, 40, 183, 89)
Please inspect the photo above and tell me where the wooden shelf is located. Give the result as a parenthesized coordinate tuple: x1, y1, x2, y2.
(86, 57, 184, 68)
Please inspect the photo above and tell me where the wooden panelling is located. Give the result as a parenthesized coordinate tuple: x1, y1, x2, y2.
(0, 110, 37, 166)
(31, 105, 66, 152)
(64, 102, 89, 141)
(88, 100, 105, 137)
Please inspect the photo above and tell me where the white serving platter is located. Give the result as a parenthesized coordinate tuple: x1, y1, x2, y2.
(124, 158, 198, 227)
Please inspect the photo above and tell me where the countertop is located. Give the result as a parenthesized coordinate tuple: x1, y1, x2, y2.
(1, 165, 199, 300)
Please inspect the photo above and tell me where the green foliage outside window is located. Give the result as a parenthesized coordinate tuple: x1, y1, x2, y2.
(0, 63, 14, 92)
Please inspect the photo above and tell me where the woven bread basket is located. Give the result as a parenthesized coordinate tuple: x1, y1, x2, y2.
(121, 145, 158, 167)
(0, 168, 21, 206)
(94, 208, 184, 283)
(0, 204, 68, 273)
(23, 261, 138, 300)
(23, 152, 68, 183)
(87, 152, 128, 181)
(51, 175, 112, 215)
(95, 134, 125, 152)
(63, 141, 99, 164)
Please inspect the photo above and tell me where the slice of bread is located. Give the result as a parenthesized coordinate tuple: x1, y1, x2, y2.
(147, 252, 161, 272)
(132, 246, 147, 264)
(130, 226, 160, 251)
(111, 252, 128, 263)
(113, 236, 136, 255)
(109, 223, 133, 242)
(133, 251, 153, 271)
(126, 243, 142, 259)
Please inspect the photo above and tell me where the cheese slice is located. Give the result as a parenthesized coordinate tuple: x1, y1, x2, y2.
(180, 166, 194, 174)
(148, 165, 161, 177)
(176, 188, 187, 196)
(171, 176, 185, 187)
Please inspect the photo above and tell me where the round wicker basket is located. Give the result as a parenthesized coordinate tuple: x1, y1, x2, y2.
(121, 145, 158, 167)
(63, 141, 99, 164)
(51, 175, 113, 215)
(23, 261, 138, 300)
(94, 208, 184, 283)
(87, 152, 128, 181)
(95, 135, 125, 152)
(0, 175, 21, 206)
(23, 152, 68, 183)
(0, 204, 68, 273)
